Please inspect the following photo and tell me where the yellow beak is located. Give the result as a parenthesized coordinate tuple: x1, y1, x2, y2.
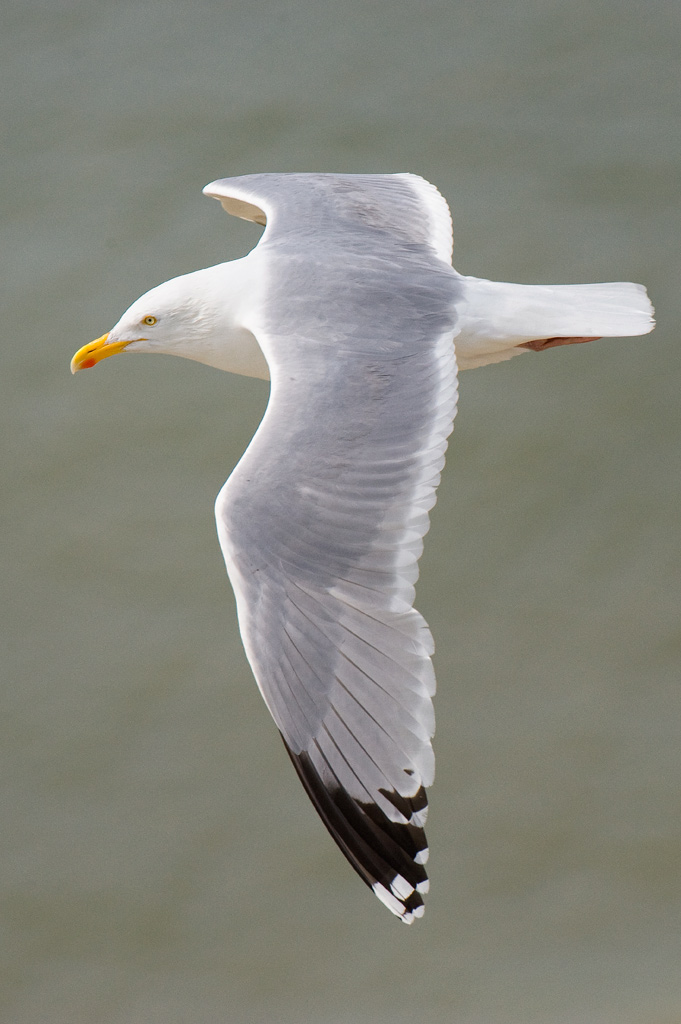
(70, 333, 132, 374)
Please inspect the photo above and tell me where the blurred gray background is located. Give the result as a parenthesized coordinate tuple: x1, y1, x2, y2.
(2, 1, 680, 1022)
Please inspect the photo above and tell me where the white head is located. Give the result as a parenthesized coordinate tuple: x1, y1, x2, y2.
(71, 260, 269, 379)
(110, 274, 219, 356)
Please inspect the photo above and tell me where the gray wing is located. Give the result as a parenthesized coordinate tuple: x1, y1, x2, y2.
(209, 174, 460, 922)
(203, 171, 454, 265)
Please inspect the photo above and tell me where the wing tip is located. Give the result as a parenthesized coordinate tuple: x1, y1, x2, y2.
(282, 739, 431, 922)
(372, 879, 427, 924)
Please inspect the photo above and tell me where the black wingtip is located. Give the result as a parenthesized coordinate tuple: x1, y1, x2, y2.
(282, 738, 430, 923)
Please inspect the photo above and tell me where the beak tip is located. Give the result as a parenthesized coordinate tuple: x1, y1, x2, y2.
(70, 332, 111, 375)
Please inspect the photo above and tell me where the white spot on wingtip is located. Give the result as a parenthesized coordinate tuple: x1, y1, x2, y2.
(372, 881, 405, 918)
(414, 847, 429, 865)
(372, 880, 426, 923)
(410, 807, 428, 828)
(390, 874, 415, 900)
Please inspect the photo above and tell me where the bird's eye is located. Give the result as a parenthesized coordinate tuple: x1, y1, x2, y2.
(143, 315, 157, 326)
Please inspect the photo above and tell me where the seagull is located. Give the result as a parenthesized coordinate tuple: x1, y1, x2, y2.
(71, 173, 654, 923)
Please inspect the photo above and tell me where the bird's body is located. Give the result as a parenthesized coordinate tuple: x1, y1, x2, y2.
(71, 173, 654, 923)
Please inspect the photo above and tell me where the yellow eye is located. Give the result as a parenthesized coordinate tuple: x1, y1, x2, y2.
(143, 315, 157, 326)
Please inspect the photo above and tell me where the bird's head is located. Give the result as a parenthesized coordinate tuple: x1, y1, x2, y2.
(70, 262, 269, 379)
(70, 274, 220, 373)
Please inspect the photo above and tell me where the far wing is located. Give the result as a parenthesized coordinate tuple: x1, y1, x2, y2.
(203, 171, 455, 265)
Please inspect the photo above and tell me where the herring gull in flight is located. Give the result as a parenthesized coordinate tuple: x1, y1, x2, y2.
(71, 173, 654, 923)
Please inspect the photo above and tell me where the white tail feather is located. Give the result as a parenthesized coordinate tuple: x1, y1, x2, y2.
(454, 277, 655, 370)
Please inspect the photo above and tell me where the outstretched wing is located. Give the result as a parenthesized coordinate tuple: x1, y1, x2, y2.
(208, 174, 459, 922)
